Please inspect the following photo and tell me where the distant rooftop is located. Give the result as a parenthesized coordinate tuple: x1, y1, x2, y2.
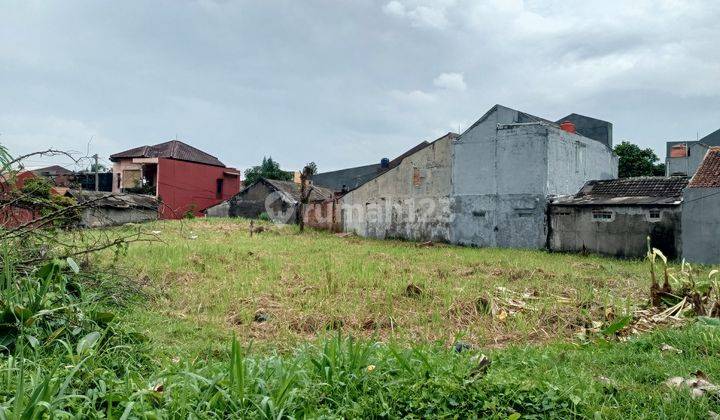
(31, 165, 73, 176)
(110, 140, 225, 167)
(311, 132, 458, 192)
(688, 147, 720, 188)
(260, 178, 334, 203)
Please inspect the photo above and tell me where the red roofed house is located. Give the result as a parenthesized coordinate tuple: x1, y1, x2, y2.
(682, 147, 720, 264)
(110, 140, 241, 219)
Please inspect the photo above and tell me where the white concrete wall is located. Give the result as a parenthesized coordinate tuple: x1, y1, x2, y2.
(546, 126, 617, 196)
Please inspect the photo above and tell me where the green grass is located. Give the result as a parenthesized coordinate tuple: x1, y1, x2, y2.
(3, 217, 719, 417)
(104, 217, 651, 357)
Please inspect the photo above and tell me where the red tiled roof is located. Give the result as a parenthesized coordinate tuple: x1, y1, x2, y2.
(110, 140, 225, 167)
(688, 147, 720, 188)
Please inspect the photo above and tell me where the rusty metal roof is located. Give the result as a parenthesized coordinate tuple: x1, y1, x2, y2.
(110, 140, 225, 167)
(688, 147, 720, 188)
(553, 177, 688, 207)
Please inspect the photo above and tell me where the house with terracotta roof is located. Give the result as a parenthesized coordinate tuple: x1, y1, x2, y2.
(110, 140, 241, 219)
(549, 177, 687, 258)
(682, 147, 720, 264)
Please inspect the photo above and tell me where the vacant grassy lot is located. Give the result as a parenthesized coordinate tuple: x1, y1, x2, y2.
(101, 217, 655, 357)
(4, 217, 718, 417)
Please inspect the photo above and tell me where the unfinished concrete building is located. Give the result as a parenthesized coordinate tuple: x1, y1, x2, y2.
(549, 177, 687, 259)
(451, 105, 618, 248)
(666, 127, 720, 177)
(340, 133, 456, 241)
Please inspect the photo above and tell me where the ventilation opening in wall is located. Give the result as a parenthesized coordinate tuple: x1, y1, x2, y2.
(472, 210, 486, 218)
(592, 210, 613, 221)
(554, 210, 572, 216)
(515, 210, 534, 218)
(648, 209, 661, 221)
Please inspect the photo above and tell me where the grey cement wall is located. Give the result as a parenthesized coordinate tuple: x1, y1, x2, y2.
(549, 206, 681, 259)
(78, 208, 157, 228)
(451, 105, 618, 249)
(682, 188, 720, 264)
(205, 201, 230, 217)
(666, 143, 710, 177)
(340, 135, 453, 242)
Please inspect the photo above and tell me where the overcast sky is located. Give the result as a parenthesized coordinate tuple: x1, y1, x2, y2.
(1, 0, 719, 173)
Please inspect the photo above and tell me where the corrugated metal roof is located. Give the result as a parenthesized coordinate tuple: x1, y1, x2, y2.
(688, 147, 720, 188)
(553, 177, 687, 206)
(110, 140, 225, 167)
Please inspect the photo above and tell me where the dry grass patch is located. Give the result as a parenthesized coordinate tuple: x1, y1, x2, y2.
(99, 218, 655, 354)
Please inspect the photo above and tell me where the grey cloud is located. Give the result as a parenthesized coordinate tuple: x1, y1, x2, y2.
(1, 0, 719, 173)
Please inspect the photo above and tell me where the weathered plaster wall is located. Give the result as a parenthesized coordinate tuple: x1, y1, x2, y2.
(546, 127, 618, 195)
(305, 199, 342, 231)
(78, 208, 157, 228)
(682, 188, 720, 264)
(549, 206, 681, 259)
(451, 121, 549, 248)
(205, 201, 230, 217)
(340, 135, 453, 242)
(450, 105, 618, 249)
(666, 143, 710, 177)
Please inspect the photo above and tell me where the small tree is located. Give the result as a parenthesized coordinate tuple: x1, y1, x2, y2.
(243, 157, 293, 185)
(298, 162, 317, 232)
(613, 141, 666, 178)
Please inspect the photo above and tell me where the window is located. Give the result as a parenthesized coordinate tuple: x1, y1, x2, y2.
(648, 210, 661, 221)
(216, 178, 224, 199)
(122, 169, 141, 189)
(555, 210, 572, 216)
(592, 210, 613, 221)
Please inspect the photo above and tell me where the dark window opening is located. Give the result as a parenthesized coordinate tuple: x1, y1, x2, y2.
(648, 210, 661, 220)
(592, 210, 613, 220)
(216, 178, 224, 199)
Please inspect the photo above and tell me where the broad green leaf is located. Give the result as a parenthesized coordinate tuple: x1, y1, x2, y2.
(25, 335, 39, 349)
(76, 331, 101, 355)
(66, 257, 80, 274)
(602, 316, 632, 336)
